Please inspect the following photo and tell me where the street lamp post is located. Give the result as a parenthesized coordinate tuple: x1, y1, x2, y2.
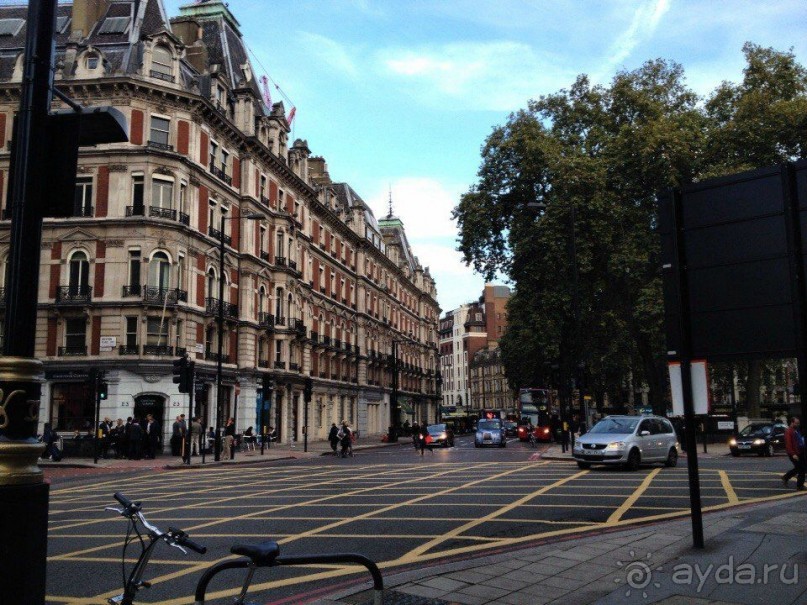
(214, 211, 264, 461)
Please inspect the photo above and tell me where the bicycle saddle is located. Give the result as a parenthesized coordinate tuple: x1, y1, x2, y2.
(230, 541, 280, 566)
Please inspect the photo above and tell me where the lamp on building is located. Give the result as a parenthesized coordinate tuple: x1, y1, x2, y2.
(214, 210, 265, 461)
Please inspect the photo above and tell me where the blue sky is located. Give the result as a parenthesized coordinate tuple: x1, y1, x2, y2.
(167, 0, 807, 313)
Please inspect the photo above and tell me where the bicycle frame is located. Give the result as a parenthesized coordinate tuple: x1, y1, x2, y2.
(108, 514, 165, 605)
(193, 552, 384, 605)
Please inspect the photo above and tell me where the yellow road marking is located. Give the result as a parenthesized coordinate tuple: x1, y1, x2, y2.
(719, 470, 740, 504)
(405, 469, 588, 559)
(607, 468, 661, 524)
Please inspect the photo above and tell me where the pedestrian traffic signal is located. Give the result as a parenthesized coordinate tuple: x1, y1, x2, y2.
(173, 356, 192, 393)
(304, 377, 313, 403)
(98, 381, 108, 400)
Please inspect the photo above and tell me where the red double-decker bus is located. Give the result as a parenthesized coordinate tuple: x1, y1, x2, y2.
(516, 388, 555, 441)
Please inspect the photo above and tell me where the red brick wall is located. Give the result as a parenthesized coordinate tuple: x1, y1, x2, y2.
(230, 205, 240, 250)
(130, 109, 143, 146)
(94, 262, 105, 298)
(196, 253, 206, 306)
(269, 180, 278, 206)
(46, 318, 57, 357)
(91, 316, 101, 355)
(177, 120, 189, 155)
(198, 186, 208, 234)
(96, 166, 109, 217)
(49, 242, 62, 299)
(232, 157, 241, 190)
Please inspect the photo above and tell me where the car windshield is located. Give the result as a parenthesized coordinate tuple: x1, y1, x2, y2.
(427, 424, 445, 434)
(588, 418, 640, 434)
(504, 422, 517, 429)
(739, 424, 772, 437)
(478, 420, 501, 431)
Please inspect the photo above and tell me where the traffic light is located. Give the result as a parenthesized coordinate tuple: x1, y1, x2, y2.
(98, 380, 108, 400)
(173, 356, 189, 393)
(304, 377, 313, 403)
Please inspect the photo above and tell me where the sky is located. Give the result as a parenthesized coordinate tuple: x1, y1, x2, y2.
(165, 0, 807, 313)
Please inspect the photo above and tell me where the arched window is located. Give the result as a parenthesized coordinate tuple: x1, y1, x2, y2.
(149, 252, 171, 290)
(152, 46, 172, 77)
(275, 287, 284, 319)
(68, 251, 90, 293)
(207, 268, 216, 299)
(258, 286, 266, 314)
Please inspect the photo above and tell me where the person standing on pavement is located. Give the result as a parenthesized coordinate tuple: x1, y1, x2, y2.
(412, 422, 420, 450)
(569, 414, 580, 449)
(560, 418, 570, 453)
(782, 416, 805, 491)
(171, 416, 183, 456)
(328, 423, 339, 456)
(144, 414, 160, 459)
(190, 417, 202, 457)
(223, 417, 236, 460)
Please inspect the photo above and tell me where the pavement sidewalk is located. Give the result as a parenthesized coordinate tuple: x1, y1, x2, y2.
(314, 492, 807, 605)
(39, 436, 402, 470)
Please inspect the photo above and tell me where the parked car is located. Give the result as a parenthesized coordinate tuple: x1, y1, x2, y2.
(503, 421, 519, 437)
(426, 423, 455, 448)
(475, 419, 506, 448)
(729, 422, 786, 457)
(572, 415, 679, 471)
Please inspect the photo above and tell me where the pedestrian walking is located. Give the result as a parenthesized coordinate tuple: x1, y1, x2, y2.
(223, 417, 236, 459)
(418, 423, 433, 456)
(412, 422, 420, 450)
(561, 418, 570, 453)
(328, 423, 339, 456)
(570, 414, 580, 449)
(339, 421, 353, 458)
(782, 416, 805, 491)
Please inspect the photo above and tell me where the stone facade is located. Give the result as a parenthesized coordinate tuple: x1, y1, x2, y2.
(0, 0, 440, 448)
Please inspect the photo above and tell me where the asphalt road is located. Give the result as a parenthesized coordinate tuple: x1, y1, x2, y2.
(44, 434, 800, 604)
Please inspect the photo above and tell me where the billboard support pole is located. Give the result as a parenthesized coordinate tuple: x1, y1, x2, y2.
(672, 188, 705, 549)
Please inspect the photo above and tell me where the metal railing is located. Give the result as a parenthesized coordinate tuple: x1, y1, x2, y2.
(209, 164, 232, 186)
(56, 285, 92, 304)
(258, 359, 270, 368)
(147, 139, 174, 151)
(149, 206, 177, 221)
(149, 70, 175, 83)
(274, 361, 286, 370)
(275, 256, 287, 267)
(142, 344, 173, 356)
(58, 346, 87, 356)
(73, 204, 94, 217)
(293, 319, 306, 334)
(258, 312, 275, 328)
(274, 315, 286, 326)
(260, 250, 269, 261)
(118, 344, 139, 355)
(205, 298, 238, 318)
(289, 362, 299, 372)
(143, 287, 187, 306)
(208, 226, 232, 246)
(288, 259, 298, 271)
(125, 205, 146, 217)
(205, 351, 230, 363)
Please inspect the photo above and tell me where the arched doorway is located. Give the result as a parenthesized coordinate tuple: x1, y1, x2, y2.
(134, 394, 166, 433)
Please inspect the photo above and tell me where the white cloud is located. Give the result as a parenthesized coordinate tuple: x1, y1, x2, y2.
(364, 177, 488, 311)
(297, 32, 359, 78)
(379, 41, 575, 111)
(595, 0, 671, 79)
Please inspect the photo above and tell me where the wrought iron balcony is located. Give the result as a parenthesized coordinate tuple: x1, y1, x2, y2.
(149, 206, 177, 221)
(260, 195, 271, 206)
(209, 164, 232, 186)
(118, 344, 140, 355)
(178, 211, 190, 226)
(149, 70, 175, 83)
(274, 315, 286, 326)
(147, 139, 174, 151)
(58, 346, 87, 356)
(122, 285, 142, 297)
(258, 312, 275, 329)
(125, 205, 146, 217)
(205, 298, 238, 318)
(143, 287, 187, 306)
(288, 259, 298, 272)
(56, 285, 92, 304)
(334, 338, 342, 350)
(293, 318, 305, 334)
(260, 250, 270, 261)
(142, 344, 174, 356)
(274, 361, 286, 370)
(275, 256, 287, 267)
(322, 335, 331, 347)
(208, 226, 232, 246)
(73, 204, 94, 218)
(258, 359, 270, 368)
(310, 331, 319, 343)
(289, 362, 299, 372)
(205, 351, 230, 363)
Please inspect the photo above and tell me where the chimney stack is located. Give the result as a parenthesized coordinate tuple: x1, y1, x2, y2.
(71, 0, 110, 40)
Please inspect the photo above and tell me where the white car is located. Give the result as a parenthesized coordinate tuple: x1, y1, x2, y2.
(572, 415, 679, 471)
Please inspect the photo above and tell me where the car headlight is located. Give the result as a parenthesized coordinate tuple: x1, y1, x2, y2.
(753, 439, 765, 446)
(573, 442, 583, 450)
(606, 442, 626, 450)
(439, 433, 447, 439)
(729, 438, 737, 446)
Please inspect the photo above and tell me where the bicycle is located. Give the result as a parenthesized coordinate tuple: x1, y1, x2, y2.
(528, 429, 538, 448)
(106, 492, 384, 605)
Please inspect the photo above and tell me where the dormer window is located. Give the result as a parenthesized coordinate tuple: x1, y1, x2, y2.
(151, 45, 174, 82)
(86, 55, 99, 70)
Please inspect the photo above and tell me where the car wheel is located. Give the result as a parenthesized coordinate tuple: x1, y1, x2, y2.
(475, 442, 480, 448)
(766, 444, 775, 457)
(577, 461, 591, 469)
(624, 449, 640, 471)
(665, 447, 678, 468)
(502, 440, 507, 448)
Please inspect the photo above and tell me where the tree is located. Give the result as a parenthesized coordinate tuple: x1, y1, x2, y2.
(455, 44, 807, 415)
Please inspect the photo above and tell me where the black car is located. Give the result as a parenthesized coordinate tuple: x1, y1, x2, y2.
(729, 422, 786, 457)
(503, 421, 518, 437)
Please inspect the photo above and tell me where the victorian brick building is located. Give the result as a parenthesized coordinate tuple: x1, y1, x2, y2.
(0, 0, 440, 447)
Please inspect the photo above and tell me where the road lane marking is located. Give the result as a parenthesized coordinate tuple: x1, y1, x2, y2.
(719, 470, 739, 504)
(607, 467, 661, 524)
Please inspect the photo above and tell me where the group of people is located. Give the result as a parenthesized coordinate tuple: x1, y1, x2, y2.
(328, 421, 355, 458)
(93, 414, 162, 459)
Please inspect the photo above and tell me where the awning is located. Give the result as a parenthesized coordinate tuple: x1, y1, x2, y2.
(398, 402, 414, 415)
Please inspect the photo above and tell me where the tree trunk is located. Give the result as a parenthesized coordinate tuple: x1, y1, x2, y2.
(746, 359, 762, 419)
